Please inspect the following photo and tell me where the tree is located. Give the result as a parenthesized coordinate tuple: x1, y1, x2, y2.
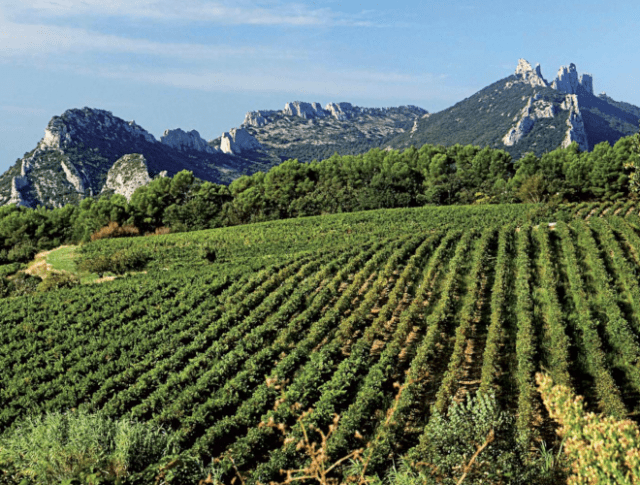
(624, 123, 640, 196)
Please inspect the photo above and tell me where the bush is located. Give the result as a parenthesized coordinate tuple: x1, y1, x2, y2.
(537, 372, 640, 484)
(0, 411, 215, 485)
(6, 241, 38, 263)
(8, 273, 41, 297)
(110, 248, 149, 274)
(199, 243, 217, 263)
(78, 248, 149, 277)
(408, 392, 531, 485)
(38, 272, 80, 292)
(0, 277, 13, 298)
(0, 263, 22, 279)
(91, 222, 140, 242)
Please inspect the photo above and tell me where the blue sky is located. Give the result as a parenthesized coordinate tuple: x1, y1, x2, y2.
(1, 0, 639, 173)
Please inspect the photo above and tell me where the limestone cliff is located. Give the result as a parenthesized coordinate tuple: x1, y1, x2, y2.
(160, 128, 219, 154)
(101, 154, 153, 200)
(220, 128, 263, 155)
(0, 108, 257, 207)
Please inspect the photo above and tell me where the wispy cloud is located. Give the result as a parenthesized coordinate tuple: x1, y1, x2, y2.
(0, 12, 302, 60)
(0, 105, 48, 116)
(3, 0, 374, 27)
(60, 62, 471, 104)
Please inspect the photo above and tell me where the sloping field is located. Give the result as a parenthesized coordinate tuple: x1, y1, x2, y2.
(2, 204, 640, 482)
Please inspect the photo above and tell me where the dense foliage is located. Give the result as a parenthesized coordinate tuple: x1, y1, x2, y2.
(0, 134, 639, 264)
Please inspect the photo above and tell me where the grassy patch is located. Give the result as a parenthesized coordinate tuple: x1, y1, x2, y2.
(46, 245, 102, 283)
(46, 246, 77, 273)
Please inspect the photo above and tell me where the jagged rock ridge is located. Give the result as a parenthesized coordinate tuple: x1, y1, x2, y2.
(0, 108, 266, 208)
(234, 101, 428, 163)
(390, 59, 639, 159)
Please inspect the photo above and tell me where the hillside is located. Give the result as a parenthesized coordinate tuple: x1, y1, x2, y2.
(2, 60, 638, 210)
(2, 202, 640, 483)
(0, 108, 270, 208)
(388, 59, 640, 159)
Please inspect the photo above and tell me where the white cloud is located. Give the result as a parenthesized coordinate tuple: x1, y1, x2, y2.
(2, 0, 373, 27)
(62, 62, 471, 105)
(0, 12, 301, 60)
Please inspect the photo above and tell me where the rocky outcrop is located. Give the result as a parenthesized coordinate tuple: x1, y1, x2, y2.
(160, 128, 219, 154)
(551, 63, 593, 95)
(580, 74, 594, 95)
(40, 108, 156, 150)
(7, 176, 32, 207)
(243, 110, 277, 127)
(560, 94, 589, 151)
(502, 96, 557, 146)
(324, 102, 354, 120)
(220, 128, 263, 155)
(283, 102, 327, 119)
(102, 154, 152, 200)
(60, 160, 85, 193)
(241, 102, 428, 127)
(510, 59, 549, 88)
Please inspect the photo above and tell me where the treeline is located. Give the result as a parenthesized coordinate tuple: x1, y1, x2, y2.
(1, 135, 638, 264)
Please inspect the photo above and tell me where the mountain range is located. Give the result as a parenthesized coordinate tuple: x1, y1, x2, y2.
(1, 59, 638, 208)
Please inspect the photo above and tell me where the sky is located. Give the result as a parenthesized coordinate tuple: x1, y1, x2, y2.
(1, 0, 639, 173)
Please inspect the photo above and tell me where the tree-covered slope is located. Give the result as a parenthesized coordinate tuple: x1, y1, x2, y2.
(388, 60, 640, 159)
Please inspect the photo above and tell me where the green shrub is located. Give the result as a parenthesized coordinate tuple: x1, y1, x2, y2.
(38, 272, 80, 292)
(0, 277, 13, 298)
(6, 241, 37, 263)
(78, 248, 149, 277)
(199, 243, 217, 263)
(537, 372, 640, 484)
(9, 273, 41, 297)
(0, 411, 214, 485)
(0, 263, 23, 279)
(408, 392, 531, 485)
(109, 248, 149, 274)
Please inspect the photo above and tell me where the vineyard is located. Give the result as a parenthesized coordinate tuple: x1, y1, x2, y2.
(2, 203, 640, 483)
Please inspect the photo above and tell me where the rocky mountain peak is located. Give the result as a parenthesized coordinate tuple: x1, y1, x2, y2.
(514, 59, 549, 88)
(39, 107, 157, 151)
(160, 128, 219, 154)
(283, 101, 327, 119)
(552, 63, 594, 95)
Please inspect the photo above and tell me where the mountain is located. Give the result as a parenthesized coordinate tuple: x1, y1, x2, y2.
(0, 103, 426, 208)
(2, 59, 638, 208)
(225, 101, 428, 162)
(0, 108, 271, 208)
(387, 59, 640, 159)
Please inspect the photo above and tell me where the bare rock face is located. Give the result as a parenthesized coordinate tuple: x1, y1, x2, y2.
(220, 128, 263, 155)
(511, 59, 549, 88)
(579, 74, 594, 95)
(560, 94, 589, 151)
(243, 111, 274, 127)
(283, 102, 327, 119)
(502, 96, 557, 146)
(102, 154, 152, 200)
(324, 102, 355, 120)
(551, 63, 593, 95)
(60, 160, 85, 193)
(160, 128, 219, 154)
(7, 176, 31, 207)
